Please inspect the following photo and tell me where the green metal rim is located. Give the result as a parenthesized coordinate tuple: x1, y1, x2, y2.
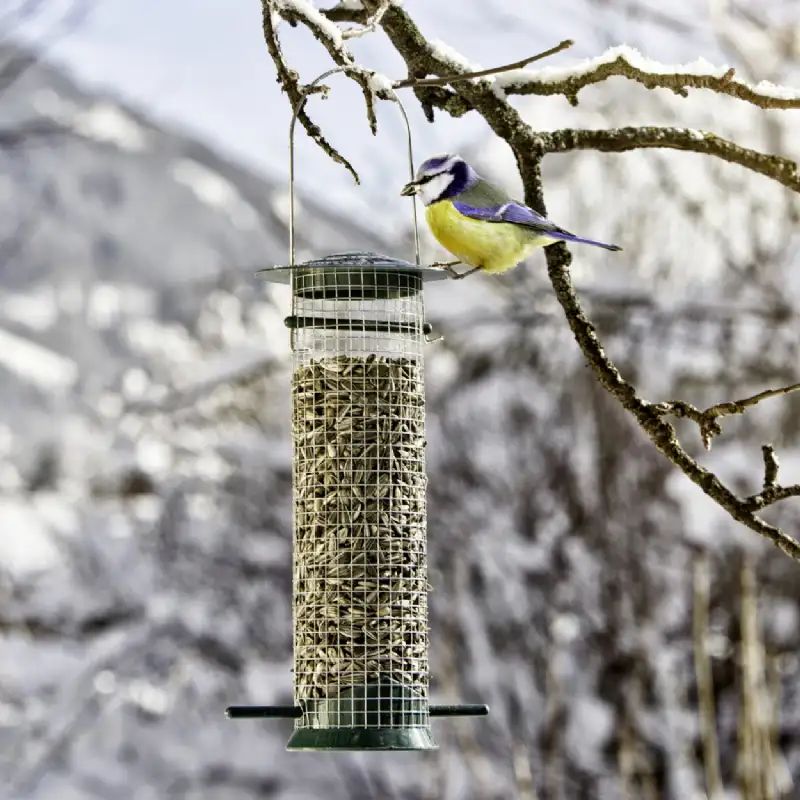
(286, 726, 437, 751)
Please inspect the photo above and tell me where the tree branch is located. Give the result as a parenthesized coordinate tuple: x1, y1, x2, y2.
(491, 45, 800, 109)
(265, 0, 800, 562)
(740, 446, 800, 512)
(541, 127, 800, 194)
(654, 382, 800, 450)
(261, 4, 361, 183)
(340, 0, 389, 39)
(761, 445, 779, 490)
(393, 39, 575, 88)
(537, 236, 800, 560)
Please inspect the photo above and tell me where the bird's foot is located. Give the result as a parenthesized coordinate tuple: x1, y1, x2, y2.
(430, 261, 483, 280)
(430, 260, 462, 277)
(450, 266, 483, 280)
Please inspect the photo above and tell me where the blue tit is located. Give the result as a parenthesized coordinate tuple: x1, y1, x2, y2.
(400, 153, 621, 279)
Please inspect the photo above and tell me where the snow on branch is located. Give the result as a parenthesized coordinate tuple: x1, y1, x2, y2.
(493, 45, 800, 109)
(340, 0, 389, 39)
(263, 0, 800, 562)
(262, 0, 398, 183)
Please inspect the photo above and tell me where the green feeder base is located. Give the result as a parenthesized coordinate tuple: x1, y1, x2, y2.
(226, 688, 489, 753)
(287, 725, 436, 751)
(288, 682, 436, 752)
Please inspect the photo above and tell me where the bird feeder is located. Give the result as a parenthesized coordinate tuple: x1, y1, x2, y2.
(226, 68, 488, 750)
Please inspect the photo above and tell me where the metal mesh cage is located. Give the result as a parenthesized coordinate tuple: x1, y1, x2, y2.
(229, 251, 488, 749)
(223, 69, 489, 748)
(287, 252, 437, 749)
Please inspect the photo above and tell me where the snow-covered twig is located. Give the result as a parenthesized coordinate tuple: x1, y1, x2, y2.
(261, 4, 360, 182)
(323, 4, 800, 111)
(493, 45, 800, 108)
(262, 0, 399, 183)
(393, 39, 574, 88)
(340, 0, 389, 39)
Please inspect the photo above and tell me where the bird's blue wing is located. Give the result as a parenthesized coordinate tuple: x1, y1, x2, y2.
(452, 199, 622, 251)
(452, 200, 558, 231)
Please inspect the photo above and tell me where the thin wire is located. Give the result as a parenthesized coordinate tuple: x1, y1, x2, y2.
(288, 67, 420, 267)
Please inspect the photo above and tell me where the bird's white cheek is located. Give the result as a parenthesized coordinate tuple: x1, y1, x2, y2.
(418, 174, 452, 205)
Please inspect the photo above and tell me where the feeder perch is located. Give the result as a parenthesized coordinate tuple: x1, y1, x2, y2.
(226, 68, 488, 751)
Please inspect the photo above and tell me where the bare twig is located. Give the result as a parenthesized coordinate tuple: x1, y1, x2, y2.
(654, 382, 800, 450)
(542, 128, 800, 195)
(393, 40, 574, 88)
(742, 475, 800, 513)
(761, 445, 780, 490)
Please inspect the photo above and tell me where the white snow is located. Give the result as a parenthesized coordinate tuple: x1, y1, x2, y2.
(0, 426, 12, 456)
(121, 367, 150, 401)
(367, 71, 394, 95)
(564, 695, 615, 772)
(5, 4, 800, 798)
(124, 318, 201, 363)
(0, 499, 60, 576)
(72, 102, 149, 151)
(93, 670, 117, 695)
(0, 327, 78, 392)
(29, 88, 79, 119)
(0, 287, 58, 332)
(277, 0, 345, 49)
(86, 283, 122, 330)
(551, 612, 581, 645)
(765, 600, 799, 646)
(56, 281, 85, 315)
(170, 159, 260, 229)
(428, 39, 481, 73)
(135, 437, 173, 477)
(32, 494, 79, 538)
(752, 79, 800, 100)
(492, 44, 800, 102)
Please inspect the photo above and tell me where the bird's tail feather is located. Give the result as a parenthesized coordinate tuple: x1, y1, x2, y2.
(545, 230, 622, 251)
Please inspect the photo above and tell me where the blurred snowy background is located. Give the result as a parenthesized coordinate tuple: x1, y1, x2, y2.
(2, 0, 800, 798)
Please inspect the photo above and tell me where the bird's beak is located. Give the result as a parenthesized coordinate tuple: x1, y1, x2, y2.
(400, 181, 419, 197)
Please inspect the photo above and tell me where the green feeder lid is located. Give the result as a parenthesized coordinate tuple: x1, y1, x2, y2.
(256, 251, 449, 283)
(255, 251, 448, 300)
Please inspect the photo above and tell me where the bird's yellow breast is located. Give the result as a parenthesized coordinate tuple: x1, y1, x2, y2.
(425, 200, 546, 274)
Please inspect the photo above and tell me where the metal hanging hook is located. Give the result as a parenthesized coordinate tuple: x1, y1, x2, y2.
(288, 67, 420, 268)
